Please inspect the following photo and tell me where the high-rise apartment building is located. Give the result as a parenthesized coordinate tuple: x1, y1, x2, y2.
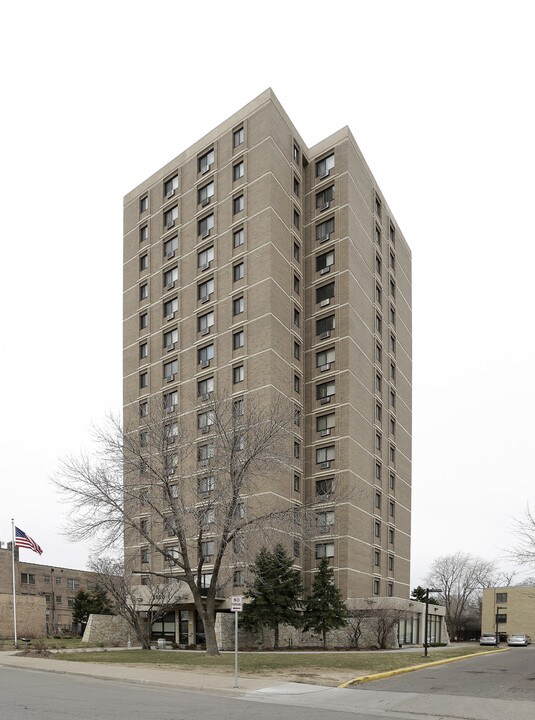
(123, 89, 411, 643)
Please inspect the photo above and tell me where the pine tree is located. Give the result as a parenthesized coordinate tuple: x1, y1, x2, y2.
(241, 544, 303, 648)
(302, 557, 347, 649)
(71, 590, 92, 629)
(89, 583, 115, 615)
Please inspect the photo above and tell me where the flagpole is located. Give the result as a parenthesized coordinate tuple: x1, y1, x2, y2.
(11, 519, 17, 646)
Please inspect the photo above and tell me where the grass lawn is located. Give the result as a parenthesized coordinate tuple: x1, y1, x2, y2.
(51, 645, 498, 684)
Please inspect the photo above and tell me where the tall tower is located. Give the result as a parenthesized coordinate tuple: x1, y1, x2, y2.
(123, 90, 411, 637)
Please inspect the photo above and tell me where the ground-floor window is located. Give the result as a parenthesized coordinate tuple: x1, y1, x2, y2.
(398, 615, 420, 645)
(151, 611, 176, 641)
(179, 610, 189, 645)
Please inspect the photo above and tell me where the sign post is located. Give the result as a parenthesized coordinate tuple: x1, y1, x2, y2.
(231, 595, 243, 688)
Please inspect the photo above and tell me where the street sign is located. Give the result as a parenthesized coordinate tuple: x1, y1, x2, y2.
(231, 595, 243, 612)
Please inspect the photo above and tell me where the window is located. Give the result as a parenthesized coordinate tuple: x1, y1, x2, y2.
(293, 143, 300, 164)
(390, 333, 396, 354)
(374, 520, 381, 538)
(233, 262, 244, 281)
(56, 595, 63, 604)
(139, 371, 148, 389)
(388, 555, 394, 572)
(389, 416, 396, 436)
(316, 380, 335, 401)
(315, 542, 334, 559)
(294, 441, 300, 459)
(293, 275, 300, 294)
(375, 224, 382, 246)
(496, 592, 508, 603)
(316, 153, 335, 178)
(139, 225, 148, 242)
(139, 518, 149, 535)
(165, 422, 178, 442)
(55, 577, 62, 585)
(198, 213, 214, 238)
(233, 569, 244, 586)
(376, 342, 382, 363)
(376, 312, 382, 334)
(294, 342, 301, 360)
(163, 359, 178, 382)
(376, 403, 382, 422)
(316, 218, 335, 242)
(139, 342, 148, 360)
(293, 209, 300, 229)
(163, 266, 178, 289)
(233, 364, 244, 383)
(139, 196, 148, 213)
(293, 474, 301, 492)
(317, 413, 335, 433)
(198, 443, 214, 462)
(316, 510, 335, 534)
(294, 375, 300, 393)
(496, 613, 507, 624)
(233, 194, 244, 214)
(316, 249, 334, 273)
(293, 176, 300, 197)
(233, 161, 244, 181)
(163, 297, 178, 319)
(20, 573, 36, 584)
(376, 283, 382, 305)
(293, 242, 300, 262)
(316, 478, 333, 499)
(375, 462, 382, 481)
(316, 185, 334, 209)
(141, 547, 149, 563)
(316, 282, 335, 305)
(390, 305, 396, 327)
(375, 432, 382, 451)
(373, 579, 380, 595)
(316, 347, 335, 369)
(198, 376, 214, 398)
(389, 223, 396, 245)
(375, 492, 382, 510)
(390, 278, 396, 298)
(198, 410, 214, 430)
(139, 283, 148, 301)
(198, 475, 215, 495)
(163, 205, 179, 230)
(201, 541, 215, 561)
(198, 181, 214, 206)
(233, 228, 244, 248)
(389, 444, 396, 463)
(316, 314, 335, 336)
(139, 254, 148, 272)
(198, 148, 215, 174)
(374, 550, 381, 567)
(44, 575, 51, 584)
(163, 390, 178, 412)
(198, 344, 214, 366)
(164, 174, 179, 198)
(389, 500, 395, 518)
(233, 127, 244, 148)
(389, 250, 396, 272)
(293, 308, 300, 328)
(163, 328, 178, 351)
(390, 361, 396, 382)
(233, 296, 244, 315)
(316, 445, 335, 465)
(163, 235, 178, 260)
(375, 372, 382, 392)
(293, 539, 300, 558)
(233, 329, 244, 349)
(198, 278, 214, 301)
(376, 254, 382, 275)
(44, 593, 51, 603)
(375, 194, 382, 219)
(233, 397, 244, 418)
(198, 310, 215, 334)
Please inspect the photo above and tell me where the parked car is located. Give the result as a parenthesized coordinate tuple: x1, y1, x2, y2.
(480, 633, 499, 646)
(507, 634, 531, 646)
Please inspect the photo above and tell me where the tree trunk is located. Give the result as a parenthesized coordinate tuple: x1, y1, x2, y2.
(322, 628, 327, 650)
(203, 615, 219, 656)
(274, 624, 279, 649)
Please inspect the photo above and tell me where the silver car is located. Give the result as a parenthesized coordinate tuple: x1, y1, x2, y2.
(480, 633, 498, 646)
(507, 634, 531, 646)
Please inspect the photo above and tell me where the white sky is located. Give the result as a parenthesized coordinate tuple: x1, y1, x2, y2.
(2, 0, 534, 588)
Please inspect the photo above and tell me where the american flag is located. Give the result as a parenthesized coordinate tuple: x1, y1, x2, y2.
(15, 527, 43, 555)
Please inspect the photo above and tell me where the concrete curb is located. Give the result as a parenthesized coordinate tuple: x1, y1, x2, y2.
(338, 648, 510, 688)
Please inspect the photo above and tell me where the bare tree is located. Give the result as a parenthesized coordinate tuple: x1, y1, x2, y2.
(89, 557, 184, 649)
(425, 551, 496, 640)
(510, 505, 535, 567)
(54, 393, 303, 656)
(345, 603, 406, 649)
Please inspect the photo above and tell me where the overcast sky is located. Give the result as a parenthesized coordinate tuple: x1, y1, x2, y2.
(2, 0, 534, 588)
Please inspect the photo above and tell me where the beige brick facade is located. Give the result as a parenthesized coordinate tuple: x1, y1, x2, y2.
(481, 586, 535, 640)
(123, 89, 412, 643)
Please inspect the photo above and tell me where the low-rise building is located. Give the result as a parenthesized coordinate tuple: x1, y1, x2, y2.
(481, 586, 535, 641)
(0, 543, 99, 637)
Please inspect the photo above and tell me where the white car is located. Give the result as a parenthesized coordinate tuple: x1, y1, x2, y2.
(507, 634, 531, 646)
